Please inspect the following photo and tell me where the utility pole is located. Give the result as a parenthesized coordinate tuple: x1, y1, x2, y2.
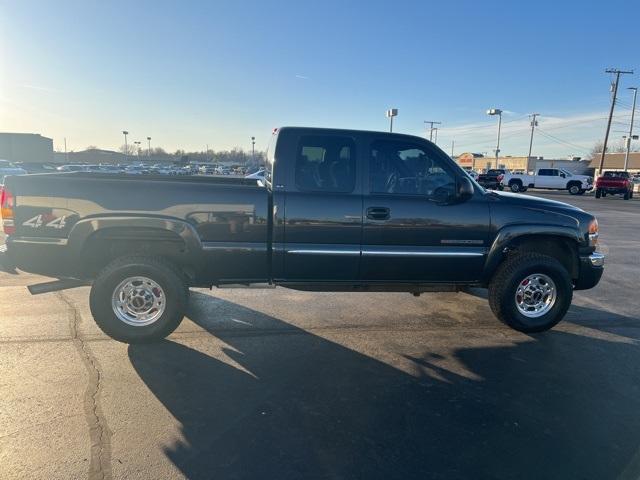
(624, 87, 637, 171)
(147, 137, 152, 156)
(424, 120, 441, 142)
(433, 128, 439, 145)
(451, 140, 455, 157)
(64, 137, 68, 163)
(598, 69, 633, 175)
(527, 113, 539, 161)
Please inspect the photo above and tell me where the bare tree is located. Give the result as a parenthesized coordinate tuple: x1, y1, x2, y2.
(118, 144, 137, 156)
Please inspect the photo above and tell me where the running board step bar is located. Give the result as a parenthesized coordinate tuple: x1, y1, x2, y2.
(28, 279, 90, 295)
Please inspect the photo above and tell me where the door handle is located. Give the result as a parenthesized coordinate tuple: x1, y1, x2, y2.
(367, 206, 390, 220)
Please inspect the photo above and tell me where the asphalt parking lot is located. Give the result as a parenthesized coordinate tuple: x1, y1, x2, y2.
(1, 191, 639, 480)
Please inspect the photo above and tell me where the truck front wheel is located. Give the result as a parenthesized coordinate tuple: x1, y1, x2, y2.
(567, 183, 581, 195)
(509, 181, 522, 193)
(488, 253, 573, 333)
(89, 256, 188, 343)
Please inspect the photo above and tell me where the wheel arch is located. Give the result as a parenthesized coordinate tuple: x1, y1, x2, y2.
(67, 216, 203, 280)
(484, 227, 581, 284)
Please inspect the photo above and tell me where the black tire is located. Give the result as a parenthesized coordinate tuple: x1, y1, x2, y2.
(509, 181, 522, 193)
(488, 253, 573, 333)
(89, 256, 188, 343)
(602, 191, 607, 197)
(595, 189, 601, 198)
(624, 191, 630, 200)
(631, 190, 634, 199)
(577, 189, 586, 195)
(567, 183, 581, 195)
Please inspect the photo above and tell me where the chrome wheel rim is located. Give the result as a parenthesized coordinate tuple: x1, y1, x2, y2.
(570, 185, 579, 194)
(514, 273, 556, 318)
(111, 276, 166, 326)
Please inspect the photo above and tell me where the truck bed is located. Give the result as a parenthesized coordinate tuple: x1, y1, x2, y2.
(4, 172, 271, 283)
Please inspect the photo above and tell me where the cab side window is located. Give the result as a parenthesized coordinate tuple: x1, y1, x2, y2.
(369, 140, 456, 200)
(295, 135, 356, 193)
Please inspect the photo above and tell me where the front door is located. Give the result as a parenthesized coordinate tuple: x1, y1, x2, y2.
(282, 133, 362, 282)
(360, 138, 490, 283)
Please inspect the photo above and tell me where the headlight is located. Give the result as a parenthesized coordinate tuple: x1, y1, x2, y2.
(588, 218, 599, 246)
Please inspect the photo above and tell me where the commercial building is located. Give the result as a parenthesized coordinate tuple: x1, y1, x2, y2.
(455, 152, 592, 175)
(0, 132, 53, 164)
(53, 148, 127, 165)
(588, 152, 640, 173)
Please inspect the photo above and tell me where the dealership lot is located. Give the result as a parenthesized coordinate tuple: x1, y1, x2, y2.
(1, 191, 639, 480)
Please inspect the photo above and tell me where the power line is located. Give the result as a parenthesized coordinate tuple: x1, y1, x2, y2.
(536, 129, 591, 152)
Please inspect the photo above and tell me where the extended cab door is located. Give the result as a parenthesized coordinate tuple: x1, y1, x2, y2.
(360, 136, 490, 283)
(277, 130, 362, 282)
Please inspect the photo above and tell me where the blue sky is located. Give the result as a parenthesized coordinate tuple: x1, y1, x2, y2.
(1, 0, 638, 157)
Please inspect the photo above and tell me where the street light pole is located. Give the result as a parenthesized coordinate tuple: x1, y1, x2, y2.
(147, 137, 151, 157)
(487, 109, 503, 169)
(134, 141, 141, 156)
(624, 87, 637, 172)
(122, 131, 129, 162)
(251, 136, 256, 163)
(386, 108, 398, 132)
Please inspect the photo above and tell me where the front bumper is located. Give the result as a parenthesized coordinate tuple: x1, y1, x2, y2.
(574, 252, 604, 290)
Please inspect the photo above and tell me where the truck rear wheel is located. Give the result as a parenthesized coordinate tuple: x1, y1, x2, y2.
(595, 189, 601, 198)
(89, 256, 188, 343)
(488, 253, 572, 333)
(509, 181, 522, 193)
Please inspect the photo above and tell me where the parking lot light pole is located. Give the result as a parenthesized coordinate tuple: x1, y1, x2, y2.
(147, 137, 151, 157)
(487, 109, 503, 168)
(122, 131, 129, 162)
(386, 108, 398, 132)
(251, 136, 255, 163)
(624, 87, 637, 172)
(134, 141, 141, 156)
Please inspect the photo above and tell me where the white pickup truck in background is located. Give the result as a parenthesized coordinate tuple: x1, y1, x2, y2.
(500, 168, 593, 195)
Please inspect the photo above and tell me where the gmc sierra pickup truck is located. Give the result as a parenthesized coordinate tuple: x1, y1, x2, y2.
(1, 127, 604, 343)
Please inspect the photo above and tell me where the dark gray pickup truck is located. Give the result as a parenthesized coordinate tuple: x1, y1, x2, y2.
(1, 127, 604, 343)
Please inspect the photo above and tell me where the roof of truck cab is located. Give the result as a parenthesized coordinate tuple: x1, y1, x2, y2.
(276, 126, 431, 144)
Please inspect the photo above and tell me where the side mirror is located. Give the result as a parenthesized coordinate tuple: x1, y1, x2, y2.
(560, 173, 566, 178)
(457, 175, 474, 201)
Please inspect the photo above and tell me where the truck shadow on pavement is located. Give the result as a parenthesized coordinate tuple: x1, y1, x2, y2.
(128, 291, 640, 480)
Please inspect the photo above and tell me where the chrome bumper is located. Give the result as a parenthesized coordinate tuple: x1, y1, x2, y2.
(589, 252, 605, 267)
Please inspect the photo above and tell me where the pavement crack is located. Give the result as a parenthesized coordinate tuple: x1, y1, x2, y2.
(57, 292, 112, 480)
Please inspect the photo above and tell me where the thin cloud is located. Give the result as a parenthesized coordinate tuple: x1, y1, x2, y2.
(295, 74, 309, 80)
(20, 84, 57, 93)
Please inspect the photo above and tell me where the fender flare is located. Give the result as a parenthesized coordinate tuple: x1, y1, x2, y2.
(67, 215, 203, 267)
(483, 224, 581, 282)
